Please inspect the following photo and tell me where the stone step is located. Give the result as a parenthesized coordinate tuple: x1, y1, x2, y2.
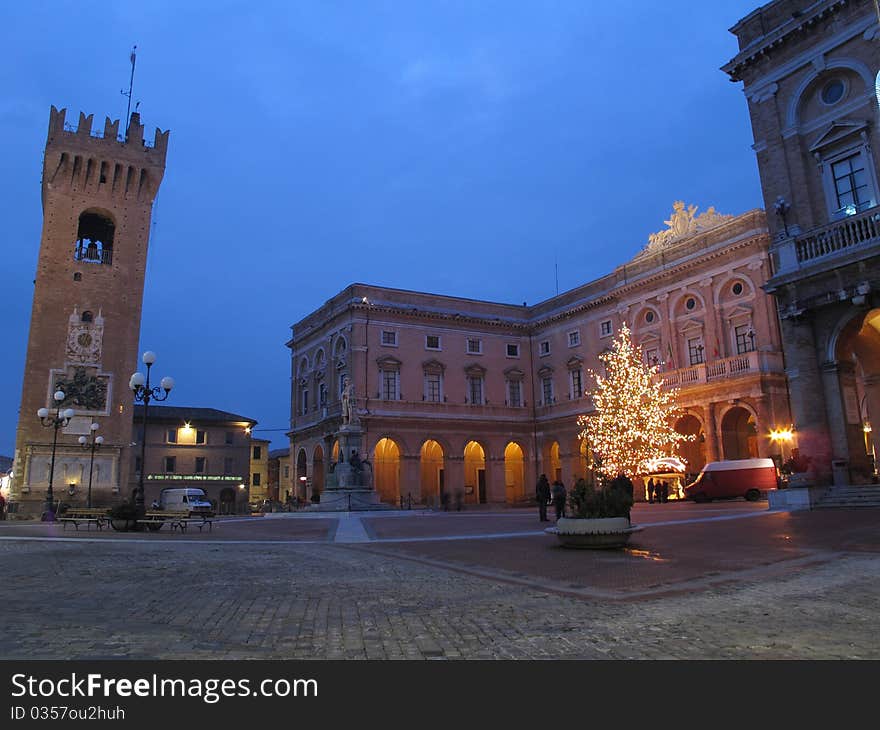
(815, 485, 880, 508)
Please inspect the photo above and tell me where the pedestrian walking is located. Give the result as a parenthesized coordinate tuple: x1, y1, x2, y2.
(551, 480, 566, 520)
(535, 474, 551, 522)
(647, 477, 655, 504)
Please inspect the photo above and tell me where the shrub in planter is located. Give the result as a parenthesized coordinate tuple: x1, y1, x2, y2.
(109, 501, 138, 531)
(567, 476, 634, 520)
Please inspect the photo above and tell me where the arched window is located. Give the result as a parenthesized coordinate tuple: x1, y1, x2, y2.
(74, 211, 114, 266)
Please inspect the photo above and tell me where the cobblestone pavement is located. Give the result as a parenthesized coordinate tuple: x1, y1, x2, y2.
(0, 504, 878, 659)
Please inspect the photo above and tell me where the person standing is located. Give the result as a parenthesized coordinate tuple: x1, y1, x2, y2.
(551, 479, 566, 521)
(535, 474, 551, 522)
(647, 477, 655, 504)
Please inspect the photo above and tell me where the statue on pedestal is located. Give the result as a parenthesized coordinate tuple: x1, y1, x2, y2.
(341, 376, 355, 425)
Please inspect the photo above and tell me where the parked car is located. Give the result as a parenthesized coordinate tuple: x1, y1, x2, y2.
(684, 458, 779, 503)
(158, 487, 214, 515)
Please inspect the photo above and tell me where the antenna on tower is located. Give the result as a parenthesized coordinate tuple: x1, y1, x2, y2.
(121, 44, 137, 140)
(555, 256, 559, 296)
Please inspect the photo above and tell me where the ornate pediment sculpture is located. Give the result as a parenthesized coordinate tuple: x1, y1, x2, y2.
(641, 202, 733, 256)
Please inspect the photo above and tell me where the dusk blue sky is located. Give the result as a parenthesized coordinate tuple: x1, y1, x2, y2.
(1, 1, 763, 455)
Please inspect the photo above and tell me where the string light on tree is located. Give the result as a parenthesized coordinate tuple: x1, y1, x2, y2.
(577, 324, 691, 478)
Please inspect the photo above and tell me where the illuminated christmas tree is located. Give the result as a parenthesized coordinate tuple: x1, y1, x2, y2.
(577, 324, 689, 478)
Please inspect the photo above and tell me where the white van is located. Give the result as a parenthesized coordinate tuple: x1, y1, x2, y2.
(158, 487, 214, 515)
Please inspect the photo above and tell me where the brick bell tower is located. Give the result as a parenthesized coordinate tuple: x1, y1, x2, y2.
(10, 106, 169, 511)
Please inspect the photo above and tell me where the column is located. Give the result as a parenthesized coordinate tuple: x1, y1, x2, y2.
(753, 396, 772, 459)
(400, 454, 420, 502)
(782, 316, 832, 485)
(703, 402, 720, 462)
(485, 455, 506, 505)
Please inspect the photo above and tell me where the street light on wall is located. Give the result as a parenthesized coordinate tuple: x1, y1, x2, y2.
(130, 351, 174, 516)
(773, 196, 791, 237)
(77, 422, 104, 509)
(37, 389, 75, 521)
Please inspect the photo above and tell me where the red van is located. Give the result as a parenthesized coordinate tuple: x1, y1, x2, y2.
(684, 458, 779, 502)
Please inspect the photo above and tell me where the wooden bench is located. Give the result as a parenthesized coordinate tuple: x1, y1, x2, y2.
(136, 511, 214, 533)
(59, 508, 111, 531)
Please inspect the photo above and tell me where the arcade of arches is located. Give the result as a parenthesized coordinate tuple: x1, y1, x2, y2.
(291, 394, 793, 505)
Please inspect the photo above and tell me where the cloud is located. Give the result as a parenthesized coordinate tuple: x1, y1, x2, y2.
(399, 47, 516, 103)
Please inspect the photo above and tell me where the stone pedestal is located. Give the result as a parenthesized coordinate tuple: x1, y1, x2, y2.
(309, 422, 390, 512)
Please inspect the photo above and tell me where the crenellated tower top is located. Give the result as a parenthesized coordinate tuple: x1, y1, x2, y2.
(42, 106, 169, 207)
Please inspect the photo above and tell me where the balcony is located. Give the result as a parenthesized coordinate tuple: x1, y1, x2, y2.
(660, 350, 782, 389)
(774, 206, 880, 274)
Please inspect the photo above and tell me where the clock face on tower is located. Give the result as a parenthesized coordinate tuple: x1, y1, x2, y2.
(66, 322, 102, 364)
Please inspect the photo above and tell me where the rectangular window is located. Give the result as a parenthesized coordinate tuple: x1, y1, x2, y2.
(832, 154, 871, 214)
(542, 376, 554, 405)
(568, 331, 580, 347)
(252, 473, 261, 486)
(645, 348, 660, 367)
(283, 466, 290, 479)
(507, 380, 522, 408)
(194, 457, 206, 474)
(196, 430, 206, 445)
(570, 369, 583, 400)
(688, 337, 705, 366)
(735, 324, 755, 355)
(382, 370, 399, 400)
(506, 343, 520, 358)
(600, 320, 612, 337)
(425, 373, 442, 402)
(224, 457, 234, 475)
(166, 428, 177, 444)
(301, 389, 309, 415)
(466, 338, 482, 355)
(164, 456, 176, 473)
(381, 330, 397, 346)
(253, 446, 262, 460)
(539, 340, 550, 356)
(468, 376, 484, 405)
(225, 431, 234, 445)
(425, 335, 441, 350)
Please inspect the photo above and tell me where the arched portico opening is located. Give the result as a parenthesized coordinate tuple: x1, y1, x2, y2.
(721, 407, 758, 460)
(832, 307, 880, 482)
(313, 445, 324, 498)
(543, 440, 562, 482)
(296, 449, 307, 499)
(374, 438, 401, 504)
(464, 441, 487, 504)
(420, 439, 445, 503)
(504, 442, 525, 504)
(676, 414, 707, 477)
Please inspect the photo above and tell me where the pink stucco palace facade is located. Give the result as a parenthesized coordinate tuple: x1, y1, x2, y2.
(287, 204, 792, 506)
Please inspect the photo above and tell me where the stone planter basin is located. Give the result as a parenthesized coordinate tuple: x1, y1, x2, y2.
(546, 517, 643, 549)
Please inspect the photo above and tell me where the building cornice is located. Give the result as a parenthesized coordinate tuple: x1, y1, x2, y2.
(723, 0, 852, 82)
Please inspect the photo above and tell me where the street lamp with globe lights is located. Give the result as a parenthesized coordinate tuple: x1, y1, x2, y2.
(130, 351, 174, 515)
(77, 422, 104, 508)
(37, 389, 76, 521)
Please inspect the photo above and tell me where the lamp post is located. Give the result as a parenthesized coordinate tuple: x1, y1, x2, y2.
(37, 389, 75, 521)
(130, 351, 174, 516)
(77, 422, 104, 509)
(769, 427, 794, 466)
